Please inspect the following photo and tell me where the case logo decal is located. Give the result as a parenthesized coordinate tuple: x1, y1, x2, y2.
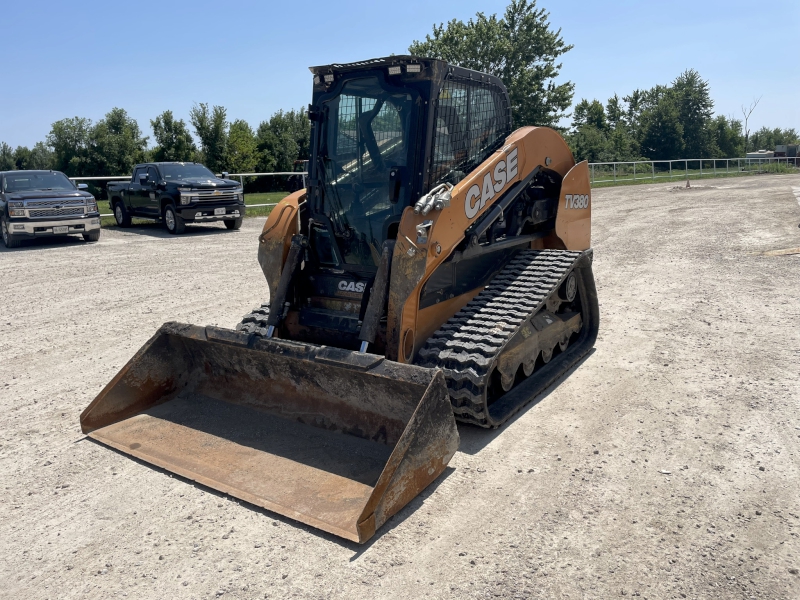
(465, 147, 518, 219)
(338, 280, 366, 293)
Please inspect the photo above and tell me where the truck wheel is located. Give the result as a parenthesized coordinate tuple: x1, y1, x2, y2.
(83, 230, 101, 242)
(114, 201, 131, 227)
(225, 217, 243, 230)
(164, 204, 185, 235)
(1, 217, 21, 248)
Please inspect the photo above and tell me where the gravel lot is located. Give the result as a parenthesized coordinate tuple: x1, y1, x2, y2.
(1, 174, 799, 600)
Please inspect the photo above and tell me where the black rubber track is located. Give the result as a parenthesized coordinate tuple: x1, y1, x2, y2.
(416, 249, 598, 428)
(236, 304, 271, 337)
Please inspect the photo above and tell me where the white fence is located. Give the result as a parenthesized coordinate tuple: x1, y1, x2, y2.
(588, 157, 799, 186)
(71, 157, 799, 218)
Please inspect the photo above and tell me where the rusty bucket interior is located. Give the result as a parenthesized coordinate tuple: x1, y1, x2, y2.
(80, 322, 459, 543)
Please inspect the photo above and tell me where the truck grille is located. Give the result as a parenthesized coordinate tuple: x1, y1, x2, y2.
(25, 198, 86, 208)
(29, 207, 85, 218)
(196, 192, 238, 203)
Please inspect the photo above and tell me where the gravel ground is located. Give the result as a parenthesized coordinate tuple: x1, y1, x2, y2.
(1, 174, 799, 600)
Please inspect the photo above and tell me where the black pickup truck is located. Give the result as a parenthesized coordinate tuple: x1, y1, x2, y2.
(1, 170, 100, 248)
(107, 162, 245, 234)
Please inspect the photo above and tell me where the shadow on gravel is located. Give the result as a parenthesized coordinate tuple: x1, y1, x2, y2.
(457, 348, 596, 456)
(0, 222, 237, 250)
(103, 221, 236, 238)
(81, 436, 456, 555)
(0, 235, 94, 252)
(346, 467, 456, 560)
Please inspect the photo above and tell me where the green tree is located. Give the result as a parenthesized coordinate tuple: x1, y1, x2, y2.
(409, 0, 574, 127)
(88, 108, 148, 175)
(12, 143, 54, 170)
(568, 125, 608, 163)
(623, 85, 669, 145)
(604, 94, 638, 160)
(605, 94, 626, 130)
(226, 119, 259, 174)
(607, 127, 637, 161)
(639, 97, 684, 160)
(29, 142, 55, 169)
(283, 109, 311, 163)
(13, 146, 31, 170)
(151, 110, 196, 162)
(256, 121, 295, 174)
(572, 99, 607, 131)
(190, 103, 228, 172)
(780, 128, 799, 144)
(567, 95, 640, 162)
(710, 116, 743, 158)
(0, 142, 15, 171)
(256, 109, 310, 173)
(47, 117, 93, 176)
(671, 69, 715, 158)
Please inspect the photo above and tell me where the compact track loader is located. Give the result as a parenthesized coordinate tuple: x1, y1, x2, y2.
(80, 56, 599, 543)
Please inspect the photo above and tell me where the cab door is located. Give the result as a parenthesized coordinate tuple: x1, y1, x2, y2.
(128, 167, 147, 215)
(141, 166, 161, 217)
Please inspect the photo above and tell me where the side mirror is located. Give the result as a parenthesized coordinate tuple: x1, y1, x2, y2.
(138, 174, 148, 186)
(221, 171, 229, 179)
(77, 183, 89, 190)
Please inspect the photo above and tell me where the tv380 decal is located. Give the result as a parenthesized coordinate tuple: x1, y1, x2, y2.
(464, 148, 519, 219)
(564, 194, 590, 209)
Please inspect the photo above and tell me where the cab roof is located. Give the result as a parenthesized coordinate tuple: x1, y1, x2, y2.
(308, 55, 507, 95)
(309, 55, 438, 75)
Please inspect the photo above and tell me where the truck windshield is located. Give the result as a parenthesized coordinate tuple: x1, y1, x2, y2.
(159, 163, 216, 182)
(4, 172, 74, 192)
(321, 76, 416, 266)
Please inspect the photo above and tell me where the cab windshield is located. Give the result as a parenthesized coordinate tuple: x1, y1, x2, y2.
(320, 76, 416, 266)
(4, 171, 74, 192)
(160, 163, 216, 182)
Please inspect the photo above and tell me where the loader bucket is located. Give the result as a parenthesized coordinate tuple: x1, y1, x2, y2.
(80, 322, 459, 543)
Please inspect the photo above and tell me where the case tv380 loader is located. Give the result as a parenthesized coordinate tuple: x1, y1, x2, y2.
(80, 56, 599, 543)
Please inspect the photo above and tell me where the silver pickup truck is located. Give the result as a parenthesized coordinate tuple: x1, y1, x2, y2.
(1, 170, 101, 249)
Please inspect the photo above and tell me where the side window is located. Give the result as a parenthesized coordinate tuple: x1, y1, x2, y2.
(431, 80, 510, 186)
(431, 84, 469, 184)
(132, 167, 145, 183)
(335, 95, 358, 158)
(147, 166, 159, 184)
(469, 88, 499, 163)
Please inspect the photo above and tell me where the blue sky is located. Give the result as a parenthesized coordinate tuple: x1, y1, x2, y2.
(2, 0, 798, 148)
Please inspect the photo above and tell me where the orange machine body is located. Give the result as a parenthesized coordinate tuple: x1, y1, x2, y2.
(259, 126, 592, 363)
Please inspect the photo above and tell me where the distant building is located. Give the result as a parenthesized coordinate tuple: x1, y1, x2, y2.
(774, 144, 799, 158)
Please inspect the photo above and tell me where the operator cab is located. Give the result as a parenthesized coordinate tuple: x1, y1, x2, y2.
(293, 56, 511, 348)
